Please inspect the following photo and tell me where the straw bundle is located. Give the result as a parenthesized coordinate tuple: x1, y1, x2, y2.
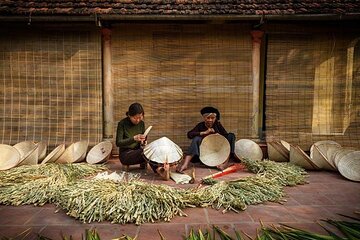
(13, 141, 36, 159)
(267, 141, 289, 162)
(200, 134, 230, 167)
(143, 137, 183, 165)
(86, 141, 113, 164)
(57, 141, 89, 164)
(17, 145, 39, 166)
(36, 141, 47, 162)
(289, 145, 318, 170)
(0, 144, 20, 170)
(41, 144, 65, 164)
(337, 151, 360, 182)
(234, 139, 263, 161)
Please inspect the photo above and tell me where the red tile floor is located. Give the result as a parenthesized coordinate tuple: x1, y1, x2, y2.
(0, 157, 359, 240)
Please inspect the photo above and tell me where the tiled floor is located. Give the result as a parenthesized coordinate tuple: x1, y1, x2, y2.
(0, 157, 359, 240)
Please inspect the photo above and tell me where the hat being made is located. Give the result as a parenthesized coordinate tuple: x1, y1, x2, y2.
(200, 134, 230, 167)
(200, 106, 220, 120)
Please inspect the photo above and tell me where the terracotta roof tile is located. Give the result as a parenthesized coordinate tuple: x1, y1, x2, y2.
(0, 0, 359, 16)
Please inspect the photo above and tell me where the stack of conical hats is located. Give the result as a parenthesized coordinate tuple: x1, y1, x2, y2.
(267, 139, 290, 162)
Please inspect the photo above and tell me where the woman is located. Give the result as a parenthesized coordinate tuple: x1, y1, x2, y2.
(176, 106, 237, 173)
(116, 103, 170, 180)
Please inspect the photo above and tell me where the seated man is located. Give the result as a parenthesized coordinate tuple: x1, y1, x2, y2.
(176, 106, 237, 173)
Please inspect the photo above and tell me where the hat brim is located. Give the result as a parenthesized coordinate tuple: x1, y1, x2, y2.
(200, 134, 230, 167)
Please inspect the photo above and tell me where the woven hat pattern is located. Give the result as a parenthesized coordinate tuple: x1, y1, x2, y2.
(337, 151, 360, 182)
(36, 141, 47, 162)
(0, 144, 21, 170)
(235, 139, 263, 161)
(56, 141, 89, 164)
(13, 141, 36, 159)
(86, 141, 113, 164)
(143, 137, 183, 165)
(17, 145, 38, 166)
(267, 141, 289, 162)
(289, 145, 317, 170)
(41, 144, 66, 164)
(200, 134, 230, 167)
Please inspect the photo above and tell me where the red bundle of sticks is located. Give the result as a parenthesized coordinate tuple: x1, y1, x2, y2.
(202, 163, 246, 180)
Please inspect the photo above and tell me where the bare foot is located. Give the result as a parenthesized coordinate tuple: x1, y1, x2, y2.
(176, 155, 192, 173)
(157, 162, 170, 181)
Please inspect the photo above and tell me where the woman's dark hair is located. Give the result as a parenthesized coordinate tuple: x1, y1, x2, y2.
(126, 102, 144, 116)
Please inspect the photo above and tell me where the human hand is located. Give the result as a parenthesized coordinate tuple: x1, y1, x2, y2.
(202, 128, 215, 136)
(134, 134, 146, 142)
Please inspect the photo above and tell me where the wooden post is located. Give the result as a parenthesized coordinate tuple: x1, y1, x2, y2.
(251, 30, 264, 140)
(102, 28, 114, 140)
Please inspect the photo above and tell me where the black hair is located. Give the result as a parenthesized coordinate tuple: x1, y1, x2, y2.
(126, 102, 144, 116)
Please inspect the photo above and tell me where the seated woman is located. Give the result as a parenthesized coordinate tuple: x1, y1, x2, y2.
(116, 102, 169, 180)
(176, 106, 237, 173)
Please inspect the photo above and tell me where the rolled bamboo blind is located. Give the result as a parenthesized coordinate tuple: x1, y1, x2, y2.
(112, 24, 253, 151)
(266, 32, 360, 150)
(0, 29, 103, 151)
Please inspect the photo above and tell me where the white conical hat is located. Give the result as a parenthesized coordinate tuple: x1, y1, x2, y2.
(333, 148, 355, 169)
(199, 134, 230, 167)
(235, 139, 263, 161)
(310, 145, 336, 171)
(41, 144, 65, 164)
(17, 145, 39, 166)
(86, 141, 113, 164)
(326, 145, 342, 169)
(267, 141, 289, 162)
(0, 144, 21, 170)
(13, 141, 36, 159)
(143, 137, 183, 165)
(337, 151, 360, 182)
(310, 141, 341, 158)
(36, 141, 47, 162)
(56, 141, 89, 164)
(289, 145, 318, 170)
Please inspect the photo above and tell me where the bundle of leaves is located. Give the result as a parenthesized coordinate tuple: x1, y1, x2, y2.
(0, 163, 106, 206)
(55, 179, 189, 225)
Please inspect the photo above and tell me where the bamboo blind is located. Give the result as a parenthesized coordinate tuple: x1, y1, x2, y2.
(0, 29, 102, 151)
(266, 32, 360, 150)
(112, 24, 253, 151)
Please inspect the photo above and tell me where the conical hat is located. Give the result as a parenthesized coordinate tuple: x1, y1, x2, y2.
(13, 141, 36, 159)
(17, 145, 38, 166)
(0, 144, 21, 170)
(310, 145, 336, 171)
(267, 141, 289, 162)
(143, 137, 183, 164)
(235, 139, 263, 161)
(199, 134, 230, 167)
(56, 141, 89, 164)
(280, 140, 291, 152)
(326, 145, 342, 169)
(337, 151, 360, 181)
(289, 145, 318, 170)
(36, 141, 47, 162)
(41, 143, 65, 164)
(310, 140, 341, 158)
(86, 141, 113, 164)
(333, 148, 355, 169)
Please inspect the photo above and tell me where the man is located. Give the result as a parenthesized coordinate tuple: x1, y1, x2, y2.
(176, 106, 237, 173)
